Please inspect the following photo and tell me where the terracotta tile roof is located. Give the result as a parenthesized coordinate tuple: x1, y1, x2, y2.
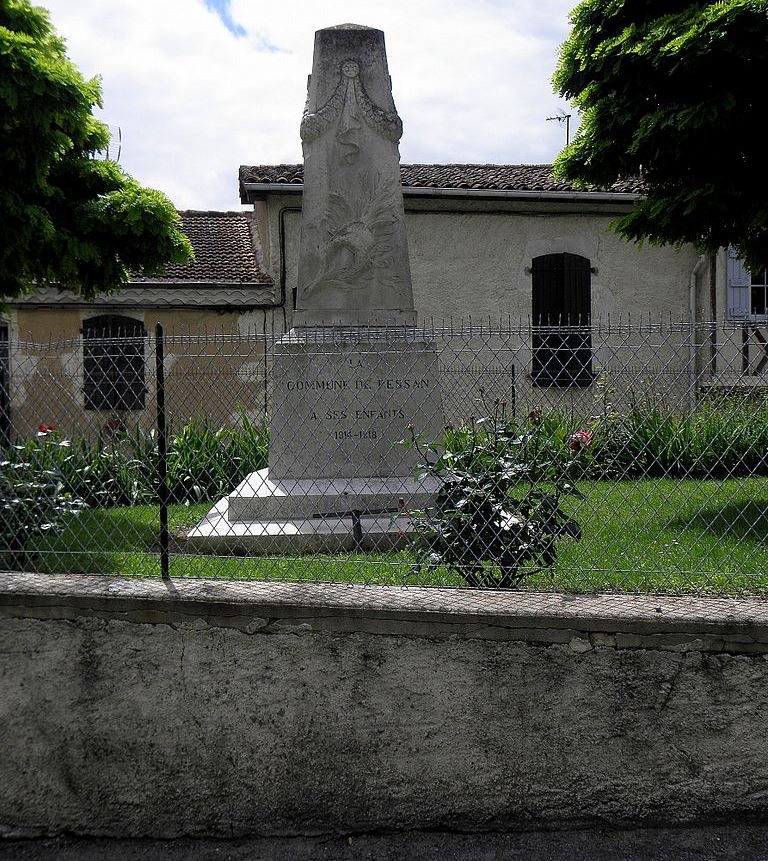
(131, 211, 272, 285)
(239, 163, 644, 195)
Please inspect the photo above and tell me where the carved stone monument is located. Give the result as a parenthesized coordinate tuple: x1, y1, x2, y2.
(188, 25, 443, 553)
(293, 24, 415, 328)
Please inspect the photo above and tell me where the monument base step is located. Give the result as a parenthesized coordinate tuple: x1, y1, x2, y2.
(226, 468, 439, 521)
(182, 494, 422, 555)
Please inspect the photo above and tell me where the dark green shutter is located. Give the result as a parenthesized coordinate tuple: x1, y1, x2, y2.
(531, 253, 592, 386)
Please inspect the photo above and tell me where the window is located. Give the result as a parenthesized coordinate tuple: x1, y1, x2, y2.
(726, 247, 766, 320)
(531, 252, 593, 387)
(751, 268, 768, 317)
(83, 315, 146, 411)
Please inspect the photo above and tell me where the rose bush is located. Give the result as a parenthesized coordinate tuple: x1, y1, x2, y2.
(405, 395, 589, 588)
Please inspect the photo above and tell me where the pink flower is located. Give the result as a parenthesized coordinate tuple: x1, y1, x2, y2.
(570, 430, 592, 452)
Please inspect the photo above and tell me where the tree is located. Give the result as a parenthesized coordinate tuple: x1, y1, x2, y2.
(553, 0, 768, 271)
(0, 0, 192, 301)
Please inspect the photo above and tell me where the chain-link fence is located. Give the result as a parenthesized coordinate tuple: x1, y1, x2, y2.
(2, 319, 767, 597)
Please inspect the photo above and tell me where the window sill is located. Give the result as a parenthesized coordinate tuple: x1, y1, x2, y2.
(530, 373, 596, 389)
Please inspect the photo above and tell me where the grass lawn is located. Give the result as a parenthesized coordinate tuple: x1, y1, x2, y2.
(20, 478, 768, 595)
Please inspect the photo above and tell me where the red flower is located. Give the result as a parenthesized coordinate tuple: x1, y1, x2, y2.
(570, 430, 592, 451)
(103, 418, 126, 433)
(37, 424, 57, 433)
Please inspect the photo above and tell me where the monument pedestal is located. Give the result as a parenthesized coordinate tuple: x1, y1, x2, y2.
(184, 469, 440, 555)
(269, 331, 443, 480)
(187, 330, 444, 554)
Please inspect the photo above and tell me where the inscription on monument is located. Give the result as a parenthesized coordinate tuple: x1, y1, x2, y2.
(269, 341, 444, 480)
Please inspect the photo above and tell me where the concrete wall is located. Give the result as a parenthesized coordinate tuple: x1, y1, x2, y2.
(1, 573, 767, 839)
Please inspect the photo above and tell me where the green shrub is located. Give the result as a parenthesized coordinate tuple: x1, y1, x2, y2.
(0, 431, 87, 568)
(60, 431, 154, 507)
(589, 393, 768, 478)
(407, 399, 586, 588)
(1, 414, 270, 515)
(166, 413, 269, 503)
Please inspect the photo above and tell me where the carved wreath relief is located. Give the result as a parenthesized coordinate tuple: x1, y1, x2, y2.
(300, 59, 403, 156)
(299, 60, 405, 302)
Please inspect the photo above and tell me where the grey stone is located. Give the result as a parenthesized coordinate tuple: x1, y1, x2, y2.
(6, 825, 768, 860)
(226, 470, 440, 520)
(293, 25, 414, 327)
(3, 574, 768, 646)
(568, 635, 593, 653)
(268, 334, 443, 479)
(183, 492, 424, 554)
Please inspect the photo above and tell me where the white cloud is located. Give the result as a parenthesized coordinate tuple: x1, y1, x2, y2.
(43, 0, 578, 210)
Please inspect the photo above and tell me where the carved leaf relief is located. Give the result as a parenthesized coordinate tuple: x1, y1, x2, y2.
(300, 172, 404, 300)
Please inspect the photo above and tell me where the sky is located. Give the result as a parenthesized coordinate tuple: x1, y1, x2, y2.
(43, 0, 579, 211)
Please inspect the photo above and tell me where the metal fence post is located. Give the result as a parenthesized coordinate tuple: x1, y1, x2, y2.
(0, 325, 10, 447)
(155, 323, 170, 581)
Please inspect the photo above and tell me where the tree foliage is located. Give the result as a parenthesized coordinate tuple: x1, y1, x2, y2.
(553, 0, 768, 270)
(0, 0, 192, 301)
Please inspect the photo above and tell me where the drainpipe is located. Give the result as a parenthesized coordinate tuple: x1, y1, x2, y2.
(688, 254, 708, 409)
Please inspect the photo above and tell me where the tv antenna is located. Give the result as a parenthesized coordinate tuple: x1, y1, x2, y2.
(546, 110, 572, 146)
(95, 125, 122, 162)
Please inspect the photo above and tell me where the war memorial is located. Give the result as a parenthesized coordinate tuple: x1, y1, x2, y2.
(189, 24, 444, 553)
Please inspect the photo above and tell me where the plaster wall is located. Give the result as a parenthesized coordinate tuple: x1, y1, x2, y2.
(407, 210, 699, 323)
(268, 196, 704, 418)
(6, 309, 267, 440)
(1, 575, 768, 839)
(2, 197, 732, 443)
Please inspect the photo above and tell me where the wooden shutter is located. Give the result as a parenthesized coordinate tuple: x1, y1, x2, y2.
(727, 246, 751, 319)
(83, 316, 146, 411)
(531, 253, 592, 386)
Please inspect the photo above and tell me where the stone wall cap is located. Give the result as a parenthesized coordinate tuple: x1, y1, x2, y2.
(1, 572, 767, 644)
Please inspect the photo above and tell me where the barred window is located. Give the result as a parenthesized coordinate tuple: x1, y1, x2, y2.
(531, 252, 593, 387)
(83, 315, 146, 411)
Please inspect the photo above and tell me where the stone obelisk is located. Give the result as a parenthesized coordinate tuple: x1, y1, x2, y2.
(188, 25, 443, 553)
(292, 24, 416, 327)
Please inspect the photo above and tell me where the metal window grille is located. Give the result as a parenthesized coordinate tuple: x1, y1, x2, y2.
(531, 253, 593, 387)
(82, 315, 147, 411)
